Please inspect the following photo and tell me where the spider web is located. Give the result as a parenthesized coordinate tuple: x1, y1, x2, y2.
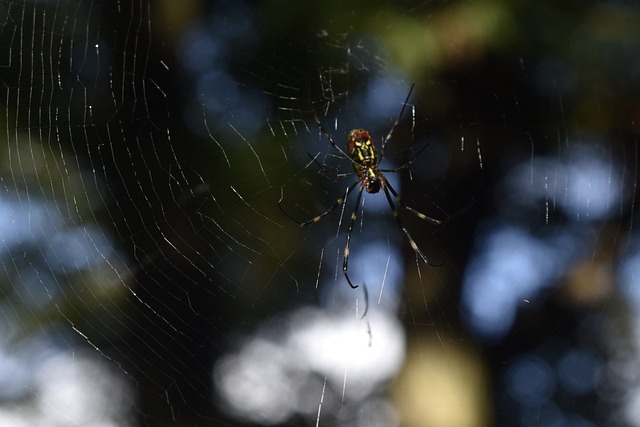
(0, 1, 639, 426)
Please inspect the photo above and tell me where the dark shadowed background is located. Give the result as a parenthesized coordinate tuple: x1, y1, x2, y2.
(0, 0, 638, 426)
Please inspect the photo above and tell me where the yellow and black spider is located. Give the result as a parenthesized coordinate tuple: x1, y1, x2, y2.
(280, 84, 445, 289)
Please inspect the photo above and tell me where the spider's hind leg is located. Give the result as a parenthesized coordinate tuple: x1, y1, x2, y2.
(341, 185, 365, 289)
(381, 179, 445, 266)
(385, 181, 446, 226)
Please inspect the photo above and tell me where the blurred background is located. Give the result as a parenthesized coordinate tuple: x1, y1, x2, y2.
(0, 0, 639, 426)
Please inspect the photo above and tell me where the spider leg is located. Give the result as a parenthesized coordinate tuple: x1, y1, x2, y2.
(360, 282, 369, 318)
(314, 115, 354, 162)
(306, 153, 357, 179)
(382, 179, 444, 266)
(380, 84, 414, 159)
(278, 181, 359, 227)
(381, 184, 427, 263)
(385, 179, 446, 225)
(378, 143, 430, 173)
(342, 184, 365, 289)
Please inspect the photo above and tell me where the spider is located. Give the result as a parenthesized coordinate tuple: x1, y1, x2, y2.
(279, 84, 445, 289)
